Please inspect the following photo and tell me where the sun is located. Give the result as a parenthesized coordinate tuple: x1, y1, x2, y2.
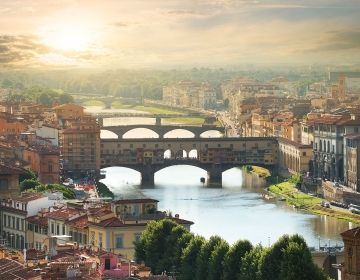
(39, 21, 95, 52)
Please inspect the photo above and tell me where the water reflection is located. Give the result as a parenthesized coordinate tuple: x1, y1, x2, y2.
(100, 166, 355, 246)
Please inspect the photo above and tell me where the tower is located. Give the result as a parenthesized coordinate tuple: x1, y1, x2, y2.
(338, 74, 346, 99)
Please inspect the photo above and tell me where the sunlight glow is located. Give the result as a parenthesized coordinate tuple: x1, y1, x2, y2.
(39, 21, 96, 52)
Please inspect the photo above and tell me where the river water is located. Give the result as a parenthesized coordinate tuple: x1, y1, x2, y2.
(90, 106, 356, 248)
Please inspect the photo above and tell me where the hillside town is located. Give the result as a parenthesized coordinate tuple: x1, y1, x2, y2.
(0, 71, 360, 279)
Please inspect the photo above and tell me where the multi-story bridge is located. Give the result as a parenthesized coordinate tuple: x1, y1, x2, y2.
(100, 136, 279, 185)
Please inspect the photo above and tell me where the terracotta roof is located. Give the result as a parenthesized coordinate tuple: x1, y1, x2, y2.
(311, 115, 345, 124)
(48, 208, 83, 221)
(91, 217, 126, 227)
(112, 198, 159, 204)
(341, 227, 360, 239)
(278, 137, 313, 149)
(0, 163, 24, 174)
(26, 214, 49, 227)
(0, 204, 27, 215)
(91, 216, 194, 228)
(66, 214, 89, 229)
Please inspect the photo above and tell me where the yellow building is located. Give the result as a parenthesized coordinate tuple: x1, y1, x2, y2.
(88, 199, 193, 260)
(26, 208, 50, 250)
(278, 137, 313, 174)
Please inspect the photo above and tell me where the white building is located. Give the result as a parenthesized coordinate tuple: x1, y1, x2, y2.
(0, 193, 55, 249)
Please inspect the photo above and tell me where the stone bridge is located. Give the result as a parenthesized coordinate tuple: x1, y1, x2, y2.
(100, 137, 279, 185)
(101, 124, 225, 139)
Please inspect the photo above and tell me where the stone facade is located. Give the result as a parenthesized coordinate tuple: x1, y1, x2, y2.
(162, 80, 216, 110)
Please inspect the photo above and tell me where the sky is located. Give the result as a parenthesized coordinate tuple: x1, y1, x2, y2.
(0, 0, 359, 69)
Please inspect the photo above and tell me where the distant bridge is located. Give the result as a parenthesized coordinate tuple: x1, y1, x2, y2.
(100, 136, 279, 185)
(101, 124, 225, 138)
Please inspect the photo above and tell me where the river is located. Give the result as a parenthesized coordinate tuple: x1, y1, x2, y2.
(91, 106, 355, 248)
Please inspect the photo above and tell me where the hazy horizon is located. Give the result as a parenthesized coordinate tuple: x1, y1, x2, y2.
(1, 0, 360, 69)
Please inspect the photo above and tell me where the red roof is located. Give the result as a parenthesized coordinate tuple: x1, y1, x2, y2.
(48, 208, 83, 221)
(0, 163, 23, 175)
(341, 227, 360, 239)
(26, 214, 49, 227)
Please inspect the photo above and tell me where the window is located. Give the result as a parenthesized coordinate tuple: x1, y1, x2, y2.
(115, 235, 124, 248)
(62, 225, 66, 235)
(56, 224, 60, 234)
(99, 233, 103, 249)
(3, 214, 6, 226)
(0, 179, 8, 191)
(51, 223, 54, 234)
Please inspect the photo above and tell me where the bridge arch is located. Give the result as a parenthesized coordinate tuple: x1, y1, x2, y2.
(163, 129, 195, 138)
(200, 130, 223, 138)
(122, 128, 160, 139)
(100, 129, 119, 139)
(188, 149, 198, 159)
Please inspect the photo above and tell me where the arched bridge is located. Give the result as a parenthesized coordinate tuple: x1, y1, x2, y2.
(100, 137, 279, 185)
(101, 124, 225, 139)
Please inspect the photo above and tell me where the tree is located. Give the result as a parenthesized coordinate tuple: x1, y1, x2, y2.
(223, 239, 253, 280)
(195, 235, 222, 280)
(238, 245, 265, 280)
(134, 219, 190, 275)
(259, 234, 292, 280)
(280, 241, 328, 280)
(207, 239, 229, 280)
(179, 235, 205, 280)
(20, 179, 41, 191)
(19, 169, 37, 183)
(58, 93, 74, 104)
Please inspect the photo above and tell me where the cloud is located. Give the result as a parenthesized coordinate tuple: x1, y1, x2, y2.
(302, 30, 360, 53)
(0, 35, 50, 65)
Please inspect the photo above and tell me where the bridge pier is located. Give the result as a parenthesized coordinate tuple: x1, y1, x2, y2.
(207, 164, 223, 186)
(141, 166, 155, 187)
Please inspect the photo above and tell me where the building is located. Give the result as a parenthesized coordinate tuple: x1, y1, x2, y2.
(26, 208, 50, 250)
(59, 114, 101, 178)
(53, 103, 85, 122)
(88, 199, 193, 259)
(344, 134, 360, 192)
(0, 193, 54, 249)
(31, 122, 60, 146)
(278, 137, 313, 174)
(23, 145, 60, 184)
(0, 163, 23, 198)
(312, 114, 360, 181)
(162, 80, 216, 110)
(251, 111, 273, 137)
(0, 112, 28, 136)
(338, 227, 360, 280)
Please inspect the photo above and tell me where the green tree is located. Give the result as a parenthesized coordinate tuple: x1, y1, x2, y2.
(20, 179, 41, 191)
(195, 235, 222, 280)
(134, 219, 190, 275)
(179, 235, 205, 280)
(208, 239, 229, 280)
(19, 169, 37, 183)
(223, 239, 253, 280)
(58, 93, 74, 104)
(260, 234, 292, 280)
(280, 241, 327, 280)
(238, 245, 265, 280)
